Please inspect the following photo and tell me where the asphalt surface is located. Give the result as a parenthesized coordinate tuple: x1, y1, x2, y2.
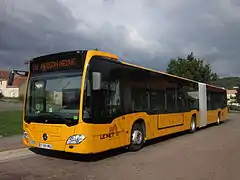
(0, 113, 239, 180)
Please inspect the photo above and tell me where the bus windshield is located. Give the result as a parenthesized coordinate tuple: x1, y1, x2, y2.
(25, 71, 82, 125)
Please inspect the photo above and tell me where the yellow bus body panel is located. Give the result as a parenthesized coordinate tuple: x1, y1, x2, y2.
(221, 107, 228, 121)
(22, 50, 229, 154)
(207, 107, 228, 125)
(23, 123, 75, 151)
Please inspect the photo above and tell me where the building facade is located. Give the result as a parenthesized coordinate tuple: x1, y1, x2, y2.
(227, 89, 239, 106)
(0, 70, 27, 98)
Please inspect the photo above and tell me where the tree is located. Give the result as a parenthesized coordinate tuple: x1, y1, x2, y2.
(166, 52, 218, 83)
(214, 77, 240, 89)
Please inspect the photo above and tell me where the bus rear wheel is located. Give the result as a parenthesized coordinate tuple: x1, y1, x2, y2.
(128, 123, 145, 152)
(216, 113, 221, 125)
(189, 116, 197, 133)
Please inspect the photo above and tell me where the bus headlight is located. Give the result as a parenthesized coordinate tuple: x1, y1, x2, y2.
(66, 134, 86, 144)
(23, 131, 29, 139)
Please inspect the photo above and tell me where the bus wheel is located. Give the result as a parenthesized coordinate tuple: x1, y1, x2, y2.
(128, 123, 144, 152)
(189, 116, 197, 133)
(216, 113, 221, 125)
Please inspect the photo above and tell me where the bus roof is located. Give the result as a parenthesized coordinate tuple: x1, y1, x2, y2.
(30, 50, 87, 61)
(120, 61, 226, 90)
(121, 61, 199, 84)
(29, 49, 225, 91)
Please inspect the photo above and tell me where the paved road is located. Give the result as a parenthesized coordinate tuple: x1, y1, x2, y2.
(0, 101, 23, 111)
(0, 135, 24, 152)
(0, 113, 239, 180)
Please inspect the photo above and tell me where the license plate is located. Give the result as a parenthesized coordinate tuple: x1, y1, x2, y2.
(39, 143, 52, 149)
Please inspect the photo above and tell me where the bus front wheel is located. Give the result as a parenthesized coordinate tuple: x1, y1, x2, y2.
(128, 123, 145, 152)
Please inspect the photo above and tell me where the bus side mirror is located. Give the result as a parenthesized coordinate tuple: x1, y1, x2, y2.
(24, 72, 29, 77)
(7, 70, 15, 86)
(92, 72, 102, 90)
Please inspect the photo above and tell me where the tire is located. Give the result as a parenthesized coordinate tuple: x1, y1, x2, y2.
(216, 113, 221, 125)
(189, 116, 197, 133)
(128, 123, 145, 152)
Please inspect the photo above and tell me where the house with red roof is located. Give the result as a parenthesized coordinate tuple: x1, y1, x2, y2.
(227, 89, 240, 106)
(0, 70, 27, 98)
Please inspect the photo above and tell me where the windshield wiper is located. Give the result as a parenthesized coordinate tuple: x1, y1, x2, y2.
(26, 112, 74, 126)
(45, 112, 72, 123)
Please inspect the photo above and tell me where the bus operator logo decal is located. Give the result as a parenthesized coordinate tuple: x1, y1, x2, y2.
(43, 133, 48, 141)
(100, 124, 120, 140)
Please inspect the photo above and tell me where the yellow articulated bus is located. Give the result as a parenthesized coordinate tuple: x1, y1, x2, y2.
(8, 50, 228, 154)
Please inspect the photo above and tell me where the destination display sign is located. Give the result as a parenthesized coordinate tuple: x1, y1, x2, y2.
(30, 55, 83, 73)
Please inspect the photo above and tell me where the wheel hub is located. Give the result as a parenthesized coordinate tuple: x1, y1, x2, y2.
(132, 130, 143, 145)
(217, 117, 220, 124)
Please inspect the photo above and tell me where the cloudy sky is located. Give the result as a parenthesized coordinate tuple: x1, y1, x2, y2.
(0, 0, 240, 76)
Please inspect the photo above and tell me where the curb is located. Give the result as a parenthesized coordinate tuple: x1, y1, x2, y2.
(0, 148, 36, 163)
(0, 135, 23, 152)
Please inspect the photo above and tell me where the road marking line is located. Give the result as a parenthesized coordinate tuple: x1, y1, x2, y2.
(0, 148, 36, 163)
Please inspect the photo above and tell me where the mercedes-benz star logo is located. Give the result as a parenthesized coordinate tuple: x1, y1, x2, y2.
(42, 133, 48, 141)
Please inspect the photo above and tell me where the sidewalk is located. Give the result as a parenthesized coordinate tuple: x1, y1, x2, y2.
(0, 135, 25, 152)
(0, 101, 23, 112)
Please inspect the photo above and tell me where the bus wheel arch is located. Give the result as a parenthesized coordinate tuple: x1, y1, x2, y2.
(128, 119, 146, 152)
(189, 114, 197, 133)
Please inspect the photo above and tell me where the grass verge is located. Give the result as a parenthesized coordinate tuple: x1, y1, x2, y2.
(0, 111, 22, 137)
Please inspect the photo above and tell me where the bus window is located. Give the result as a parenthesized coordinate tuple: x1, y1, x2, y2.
(149, 90, 165, 113)
(132, 88, 149, 112)
(85, 57, 122, 124)
(166, 88, 177, 113)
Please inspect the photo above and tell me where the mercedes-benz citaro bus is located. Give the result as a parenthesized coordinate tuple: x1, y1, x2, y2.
(7, 50, 228, 154)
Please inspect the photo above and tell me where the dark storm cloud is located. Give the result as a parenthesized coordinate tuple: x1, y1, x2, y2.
(0, 0, 80, 69)
(0, 0, 239, 77)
